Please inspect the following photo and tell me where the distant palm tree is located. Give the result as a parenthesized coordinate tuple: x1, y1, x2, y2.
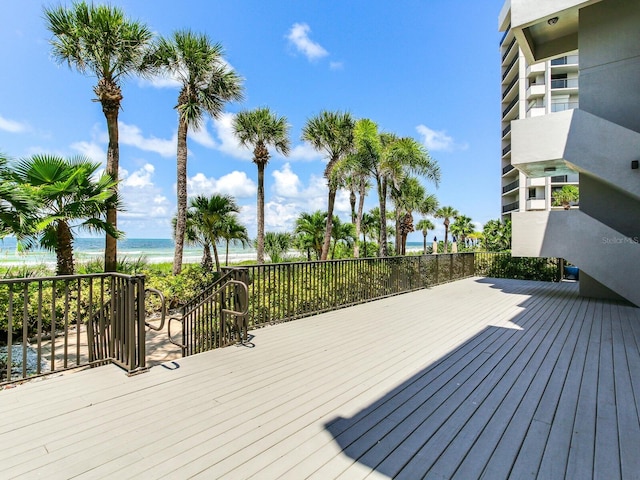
(146, 31, 243, 275)
(390, 176, 428, 255)
(181, 194, 240, 272)
(416, 218, 435, 254)
(451, 215, 474, 248)
(13, 155, 120, 275)
(44, 2, 153, 272)
(263, 232, 293, 263)
(302, 111, 355, 261)
(233, 108, 290, 264)
(220, 215, 250, 266)
(360, 211, 377, 257)
(552, 185, 579, 210)
(435, 206, 459, 253)
(330, 216, 356, 259)
(294, 210, 326, 261)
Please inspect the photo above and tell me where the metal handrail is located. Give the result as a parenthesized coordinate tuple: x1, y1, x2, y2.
(144, 288, 166, 331)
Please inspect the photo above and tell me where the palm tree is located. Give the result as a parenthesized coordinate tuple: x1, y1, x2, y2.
(360, 211, 377, 257)
(263, 232, 292, 263)
(483, 218, 511, 252)
(146, 31, 243, 275)
(435, 206, 459, 253)
(302, 111, 355, 261)
(181, 194, 240, 272)
(294, 210, 326, 261)
(330, 216, 356, 259)
(390, 176, 427, 255)
(220, 216, 250, 266)
(44, 2, 153, 272)
(552, 185, 579, 209)
(416, 219, 435, 254)
(12, 155, 119, 275)
(0, 154, 35, 247)
(233, 108, 290, 264)
(451, 214, 475, 248)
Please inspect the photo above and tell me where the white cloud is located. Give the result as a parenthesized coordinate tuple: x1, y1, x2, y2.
(189, 120, 217, 149)
(0, 115, 28, 133)
(272, 163, 302, 197)
(139, 71, 182, 89)
(329, 61, 344, 70)
(211, 113, 252, 160)
(416, 124, 468, 152)
(119, 122, 176, 157)
(287, 143, 322, 162)
(119, 163, 172, 223)
(70, 141, 107, 164)
(188, 171, 257, 199)
(123, 163, 155, 188)
(264, 201, 302, 232)
(286, 23, 329, 61)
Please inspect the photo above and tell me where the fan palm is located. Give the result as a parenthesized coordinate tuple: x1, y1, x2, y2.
(416, 219, 435, 254)
(0, 154, 35, 247)
(12, 155, 120, 275)
(220, 216, 250, 266)
(435, 206, 459, 253)
(263, 232, 292, 263)
(294, 210, 326, 261)
(390, 176, 428, 255)
(302, 111, 355, 261)
(330, 216, 356, 259)
(233, 108, 290, 264)
(451, 214, 475, 248)
(146, 30, 243, 274)
(44, 2, 153, 272)
(181, 194, 240, 272)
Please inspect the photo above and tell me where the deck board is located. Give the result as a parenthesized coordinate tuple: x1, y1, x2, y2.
(1, 277, 639, 479)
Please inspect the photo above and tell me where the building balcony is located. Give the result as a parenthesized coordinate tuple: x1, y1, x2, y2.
(526, 83, 546, 99)
(502, 96, 519, 120)
(502, 179, 519, 194)
(526, 198, 547, 210)
(502, 200, 519, 213)
(526, 62, 546, 78)
(502, 55, 519, 82)
(526, 177, 546, 187)
(550, 55, 579, 67)
(502, 123, 512, 139)
(502, 144, 512, 157)
(502, 76, 519, 101)
(550, 78, 578, 89)
(502, 163, 515, 175)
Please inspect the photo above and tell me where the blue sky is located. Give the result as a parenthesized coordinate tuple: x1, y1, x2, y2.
(1, 1, 504, 242)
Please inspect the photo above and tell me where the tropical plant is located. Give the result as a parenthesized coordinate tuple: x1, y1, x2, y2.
(44, 2, 153, 272)
(220, 215, 250, 266)
(344, 119, 440, 257)
(233, 108, 290, 264)
(0, 154, 35, 247)
(302, 111, 355, 261)
(450, 214, 475, 248)
(482, 218, 512, 252)
(294, 210, 326, 261)
(552, 185, 579, 209)
(12, 155, 120, 275)
(180, 194, 240, 272)
(360, 211, 377, 257)
(435, 206, 459, 253)
(145, 30, 243, 275)
(390, 177, 431, 255)
(263, 232, 293, 263)
(416, 218, 435, 254)
(330, 216, 356, 259)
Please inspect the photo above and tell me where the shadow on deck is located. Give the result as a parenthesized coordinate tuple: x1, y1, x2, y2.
(324, 278, 640, 479)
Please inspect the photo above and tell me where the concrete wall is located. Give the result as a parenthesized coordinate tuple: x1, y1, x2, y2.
(579, 0, 640, 133)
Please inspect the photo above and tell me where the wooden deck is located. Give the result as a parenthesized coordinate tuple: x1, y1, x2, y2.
(1, 277, 640, 479)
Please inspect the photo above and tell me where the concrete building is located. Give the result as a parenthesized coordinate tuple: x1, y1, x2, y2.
(499, 0, 640, 306)
(500, 16, 579, 219)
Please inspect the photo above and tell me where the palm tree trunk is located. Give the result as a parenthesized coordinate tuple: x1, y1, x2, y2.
(212, 242, 221, 272)
(225, 240, 229, 266)
(56, 221, 75, 275)
(353, 185, 366, 258)
(173, 116, 189, 275)
(378, 179, 388, 257)
(395, 210, 401, 255)
(444, 219, 450, 254)
(256, 162, 265, 264)
(320, 187, 337, 261)
(202, 243, 213, 272)
(423, 233, 427, 254)
(349, 188, 356, 224)
(103, 101, 120, 272)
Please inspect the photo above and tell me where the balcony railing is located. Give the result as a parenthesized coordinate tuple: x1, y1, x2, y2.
(501, 37, 517, 62)
(502, 164, 515, 175)
(502, 75, 519, 100)
(502, 201, 520, 213)
(551, 175, 568, 183)
(551, 102, 579, 112)
(551, 55, 579, 66)
(502, 144, 512, 156)
(502, 96, 519, 118)
(551, 78, 579, 89)
(502, 179, 519, 194)
(502, 54, 519, 81)
(502, 123, 512, 138)
(499, 24, 511, 46)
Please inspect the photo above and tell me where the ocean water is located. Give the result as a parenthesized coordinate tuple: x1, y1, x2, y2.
(0, 237, 257, 267)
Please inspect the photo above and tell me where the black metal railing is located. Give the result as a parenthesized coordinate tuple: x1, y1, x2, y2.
(238, 254, 475, 328)
(475, 252, 562, 282)
(502, 179, 519, 193)
(500, 24, 511, 46)
(502, 75, 519, 100)
(502, 37, 516, 61)
(502, 55, 519, 81)
(502, 96, 519, 118)
(502, 201, 520, 213)
(502, 124, 512, 138)
(502, 164, 515, 175)
(0, 273, 150, 386)
(502, 144, 512, 156)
